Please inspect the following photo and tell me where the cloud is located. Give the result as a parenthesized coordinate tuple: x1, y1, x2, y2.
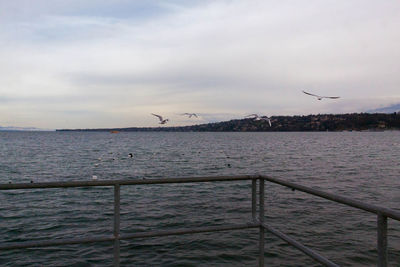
(1, 0, 400, 128)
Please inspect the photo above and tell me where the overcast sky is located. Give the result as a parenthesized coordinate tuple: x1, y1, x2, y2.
(1, 0, 399, 129)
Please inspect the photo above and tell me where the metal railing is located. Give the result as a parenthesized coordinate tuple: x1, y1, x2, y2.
(1, 175, 399, 266)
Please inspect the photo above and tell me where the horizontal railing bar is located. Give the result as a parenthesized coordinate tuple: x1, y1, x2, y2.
(121, 223, 259, 240)
(260, 175, 400, 221)
(0, 175, 257, 190)
(262, 223, 339, 267)
(0, 236, 115, 250)
(0, 223, 259, 251)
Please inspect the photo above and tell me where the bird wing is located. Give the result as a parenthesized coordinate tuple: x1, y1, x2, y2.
(260, 116, 272, 126)
(302, 90, 320, 98)
(245, 114, 258, 118)
(182, 113, 198, 118)
(324, 96, 340, 99)
(151, 113, 163, 121)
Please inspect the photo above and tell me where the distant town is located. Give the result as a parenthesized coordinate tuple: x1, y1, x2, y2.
(57, 113, 400, 132)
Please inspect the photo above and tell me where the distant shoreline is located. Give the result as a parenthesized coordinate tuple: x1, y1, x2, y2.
(56, 113, 400, 132)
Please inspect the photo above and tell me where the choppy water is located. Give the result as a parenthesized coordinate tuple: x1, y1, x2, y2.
(0, 131, 399, 266)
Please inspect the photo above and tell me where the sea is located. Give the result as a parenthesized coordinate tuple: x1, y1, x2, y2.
(0, 131, 399, 266)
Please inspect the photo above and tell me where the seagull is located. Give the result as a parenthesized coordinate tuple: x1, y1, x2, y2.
(259, 116, 272, 127)
(151, 113, 169, 124)
(245, 114, 272, 127)
(181, 113, 198, 118)
(302, 90, 340, 100)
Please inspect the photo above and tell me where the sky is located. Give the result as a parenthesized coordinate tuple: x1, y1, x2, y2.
(1, 0, 399, 129)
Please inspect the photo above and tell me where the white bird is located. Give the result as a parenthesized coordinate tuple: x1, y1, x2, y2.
(181, 113, 198, 118)
(259, 116, 272, 127)
(245, 114, 272, 127)
(151, 113, 169, 124)
(302, 90, 340, 100)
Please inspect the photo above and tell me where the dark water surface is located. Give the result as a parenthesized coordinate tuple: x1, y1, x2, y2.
(0, 131, 399, 266)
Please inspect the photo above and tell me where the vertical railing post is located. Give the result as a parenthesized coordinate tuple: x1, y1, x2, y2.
(114, 184, 121, 267)
(377, 213, 387, 267)
(259, 178, 265, 267)
(252, 179, 257, 221)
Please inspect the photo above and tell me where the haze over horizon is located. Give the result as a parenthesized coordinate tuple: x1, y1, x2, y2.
(1, 0, 400, 129)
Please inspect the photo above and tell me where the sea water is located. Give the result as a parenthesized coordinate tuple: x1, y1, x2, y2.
(0, 131, 399, 266)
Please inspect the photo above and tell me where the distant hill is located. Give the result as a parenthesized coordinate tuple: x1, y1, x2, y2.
(367, 103, 400, 113)
(57, 113, 400, 132)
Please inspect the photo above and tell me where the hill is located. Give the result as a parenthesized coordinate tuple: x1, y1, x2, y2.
(367, 103, 400, 114)
(57, 113, 400, 132)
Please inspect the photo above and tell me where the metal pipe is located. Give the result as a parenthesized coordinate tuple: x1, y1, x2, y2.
(120, 223, 259, 240)
(252, 179, 257, 221)
(377, 214, 388, 267)
(0, 175, 257, 190)
(259, 178, 265, 267)
(0, 223, 259, 251)
(2, 174, 400, 265)
(262, 223, 339, 267)
(0, 236, 115, 250)
(114, 184, 121, 267)
(2, 174, 399, 220)
(3, 175, 400, 222)
(260, 175, 400, 221)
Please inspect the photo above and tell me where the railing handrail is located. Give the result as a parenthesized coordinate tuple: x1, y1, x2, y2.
(259, 175, 400, 221)
(1, 174, 398, 266)
(1, 174, 399, 221)
(0, 175, 257, 190)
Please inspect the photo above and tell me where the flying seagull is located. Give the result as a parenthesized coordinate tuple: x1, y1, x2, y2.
(181, 113, 198, 118)
(151, 113, 169, 124)
(259, 116, 272, 127)
(302, 90, 340, 100)
(245, 114, 272, 127)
